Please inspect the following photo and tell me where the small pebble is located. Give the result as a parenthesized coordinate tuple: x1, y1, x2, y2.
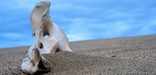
(111, 55, 116, 58)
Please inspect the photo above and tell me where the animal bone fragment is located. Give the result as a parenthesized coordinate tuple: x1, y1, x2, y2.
(21, 48, 51, 74)
(30, 0, 72, 54)
(21, 0, 72, 74)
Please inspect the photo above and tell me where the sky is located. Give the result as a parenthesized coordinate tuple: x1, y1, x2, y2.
(0, 0, 156, 48)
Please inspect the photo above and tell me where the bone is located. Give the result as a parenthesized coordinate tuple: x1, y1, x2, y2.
(21, 48, 51, 74)
(31, 48, 42, 64)
(30, 0, 71, 54)
(20, 0, 72, 74)
(30, 0, 51, 35)
(31, 48, 51, 74)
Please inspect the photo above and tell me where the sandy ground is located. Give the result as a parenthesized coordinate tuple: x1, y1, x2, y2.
(0, 35, 156, 75)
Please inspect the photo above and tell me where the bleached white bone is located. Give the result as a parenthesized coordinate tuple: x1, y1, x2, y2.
(30, 0, 72, 54)
(21, 48, 51, 74)
(21, 0, 72, 74)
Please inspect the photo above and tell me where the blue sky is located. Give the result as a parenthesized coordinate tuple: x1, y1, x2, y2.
(0, 0, 156, 48)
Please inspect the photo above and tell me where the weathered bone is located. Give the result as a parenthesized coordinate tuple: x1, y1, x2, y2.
(21, 0, 72, 74)
(21, 48, 51, 74)
(30, 0, 72, 54)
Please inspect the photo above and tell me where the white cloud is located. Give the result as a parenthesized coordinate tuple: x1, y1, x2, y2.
(61, 17, 133, 41)
(2, 33, 23, 39)
(67, 33, 90, 41)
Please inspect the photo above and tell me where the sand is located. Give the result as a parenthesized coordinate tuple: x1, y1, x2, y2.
(0, 35, 156, 75)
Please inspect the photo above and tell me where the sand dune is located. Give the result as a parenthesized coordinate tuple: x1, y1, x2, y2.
(0, 35, 156, 75)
